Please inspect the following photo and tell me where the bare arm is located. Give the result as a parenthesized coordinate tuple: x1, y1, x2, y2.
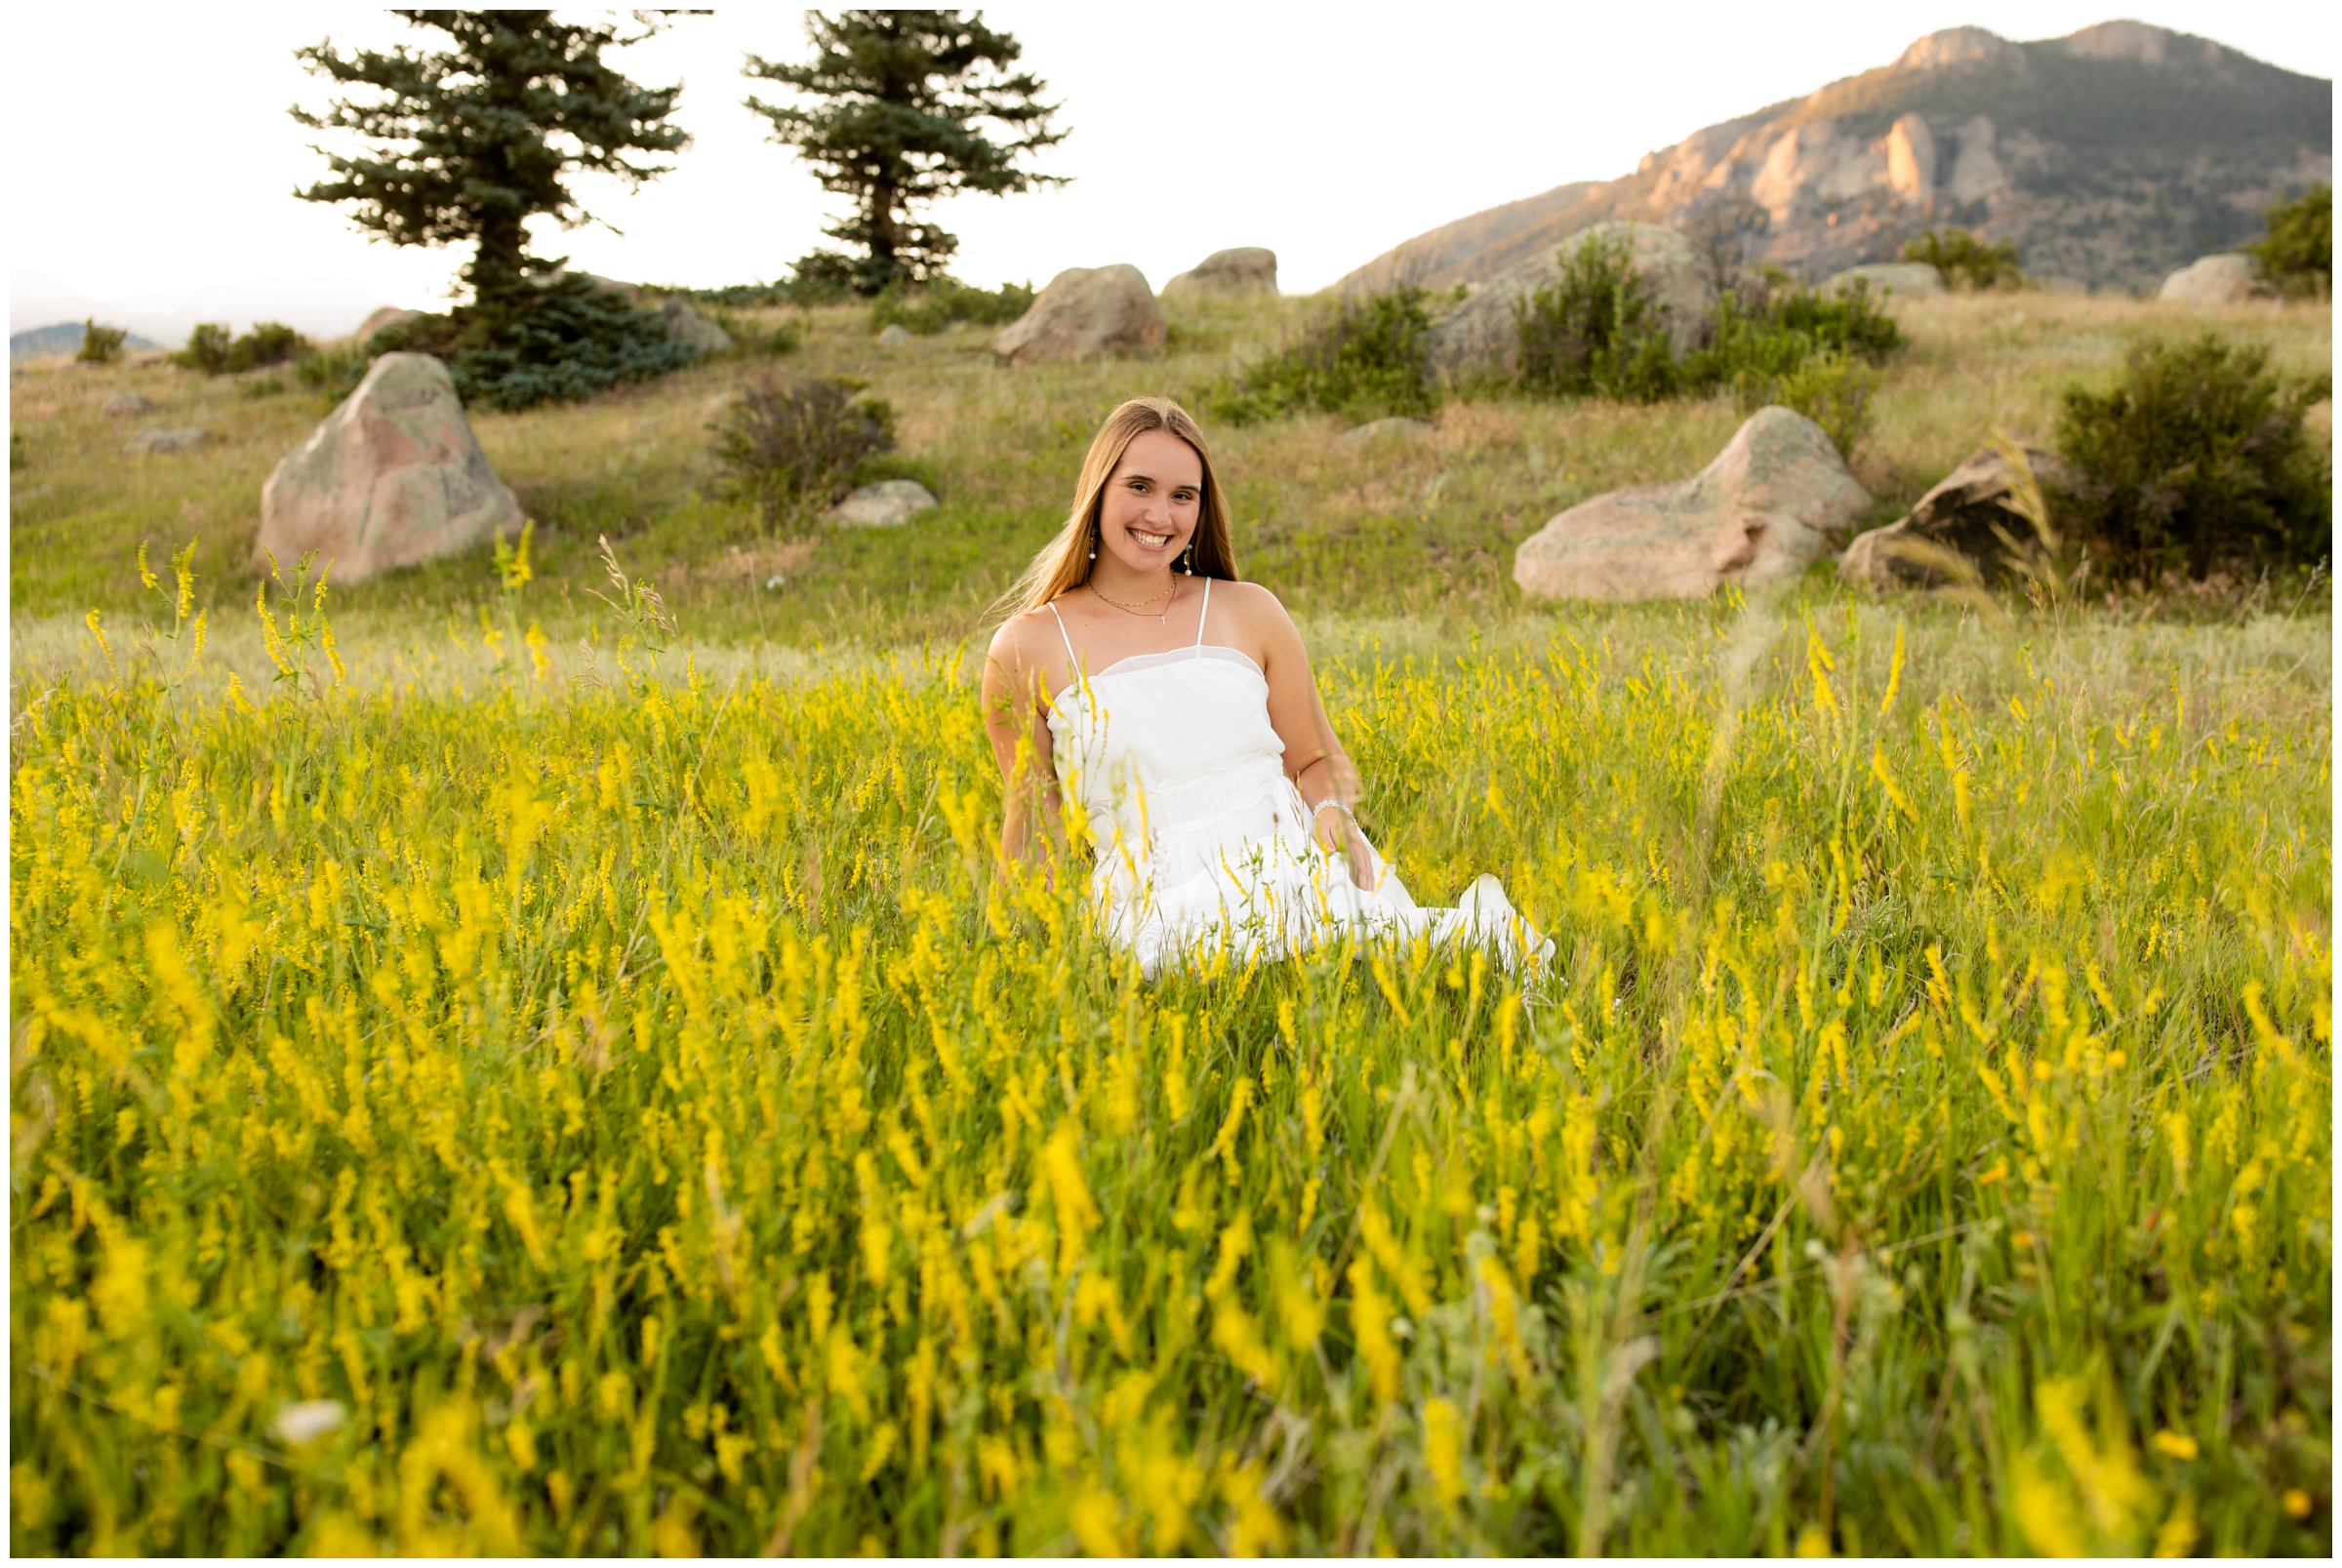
(980, 618, 1062, 870)
(1249, 589, 1375, 888)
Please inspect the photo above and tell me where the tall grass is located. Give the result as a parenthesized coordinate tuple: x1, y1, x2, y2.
(10, 548, 2329, 1553)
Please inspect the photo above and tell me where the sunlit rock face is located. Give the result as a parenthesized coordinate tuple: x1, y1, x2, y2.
(1338, 20, 2331, 299)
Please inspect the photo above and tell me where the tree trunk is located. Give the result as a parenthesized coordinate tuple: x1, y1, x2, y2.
(868, 173, 900, 294)
(470, 211, 531, 308)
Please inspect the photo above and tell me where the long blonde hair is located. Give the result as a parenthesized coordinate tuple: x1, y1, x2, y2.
(994, 397, 1237, 622)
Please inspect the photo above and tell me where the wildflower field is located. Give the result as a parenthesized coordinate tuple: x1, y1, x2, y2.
(10, 540, 2330, 1554)
(11, 286, 2333, 1553)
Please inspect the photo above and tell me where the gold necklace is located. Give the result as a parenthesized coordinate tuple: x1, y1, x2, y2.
(1092, 579, 1176, 618)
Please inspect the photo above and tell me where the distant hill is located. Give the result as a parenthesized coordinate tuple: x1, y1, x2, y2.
(11, 321, 161, 359)
(1339, 20, 2331, 297)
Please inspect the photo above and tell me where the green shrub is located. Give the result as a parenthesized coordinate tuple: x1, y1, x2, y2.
(710, 375, 898, 534)
(1900, 227, 2023, 291)
(2054, 333, 2331, 579)
(172, 323, 235, 374)
(1753, 350, 1878, 462)
(1511, 239, 1904, 413)
(1514, 231, 1677, 400)
(870, 275, 1034, 335)
(172, 321, 312, 376)
(237, 322, 308, 370)
(74, 319, 128, 365)
(296, 344, 368, 398)
(778, 251, 861, 306)
(2249, 183, 2331, 299)
(1209, 287, 1436, 425)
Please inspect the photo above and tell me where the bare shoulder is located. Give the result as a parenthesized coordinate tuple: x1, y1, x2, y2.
(1210, 579, 1307, 658)
(985, 607, 1053, 673)
(1210, 579, 1296, 632)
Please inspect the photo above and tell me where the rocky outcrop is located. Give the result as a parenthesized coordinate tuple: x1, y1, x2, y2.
(256, 352, 520, 585)
(1822, 262, 1944, 299)
(1337, 417, 1434, 447)
(829, 479, 938, 528)
(102, 393, 154, 416)
(355, 306, 419, 342)
(659, 299, 732, 353)
(1514, 407, 1868, 601)
(1163, 248, 1278, 299)
(1886, 114, 1938, 205)
(875, 324, 913, 347)
(2158, 254, 2266, 304)
(1840, 446, 2072, 587)
(1336, 21, 2329, 298)
(1426, 221, 1711, 379)
(124, 427, 208, 456)
(990, 265, 1165, 365)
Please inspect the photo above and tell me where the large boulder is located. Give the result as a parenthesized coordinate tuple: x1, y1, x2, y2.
(1821, 261, 1945, 299)
(2158, 254, 2264, 304)
(659, 298, 733, 354)
(1514, 407, 1868, 601)
(989, 264, 1165, 365)
(256, 352, 520, 584)
(1162, 247, 1278, 300)
(1427, 221, 1713, 380)
(1840, 445, 2073, 588)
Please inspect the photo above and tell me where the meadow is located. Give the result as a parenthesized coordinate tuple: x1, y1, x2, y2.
(8, 284, 2332, 1553)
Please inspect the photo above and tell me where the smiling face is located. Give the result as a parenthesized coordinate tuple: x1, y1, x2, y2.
(1095, 429, 1203, 577)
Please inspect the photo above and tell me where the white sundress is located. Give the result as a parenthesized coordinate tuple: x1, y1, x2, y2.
(1044, 579, 1555, 980)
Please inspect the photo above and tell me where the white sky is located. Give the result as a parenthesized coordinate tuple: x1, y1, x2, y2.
(8, 2, 2334, 330)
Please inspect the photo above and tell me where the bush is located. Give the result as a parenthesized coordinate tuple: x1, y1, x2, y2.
(1514, 231, 1677, 401)
(1755, 350, 1878, 462)
(779, 251, 862, 306)
(711, 376, 898, 534)
(1900, 227, 2023, 291)
(2249, 183, 2331, 299)
(2054, 333, 2331, 579)
(171, 321, 312, 376)
(74, 319, 128, 364)
(1510, 239, 1904, 417)
(1209, 287, 1436, 425)
(870, 275, 1035, 336)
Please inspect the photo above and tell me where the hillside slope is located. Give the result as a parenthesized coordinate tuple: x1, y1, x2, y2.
(1339, 20, 2331, 296)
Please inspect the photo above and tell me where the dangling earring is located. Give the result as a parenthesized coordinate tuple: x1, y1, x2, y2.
(1089, 527, 1097, 561)
(1181, 547, 1193, 575)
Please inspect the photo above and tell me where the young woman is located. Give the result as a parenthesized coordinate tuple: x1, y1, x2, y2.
(981, 397, 1550, 979)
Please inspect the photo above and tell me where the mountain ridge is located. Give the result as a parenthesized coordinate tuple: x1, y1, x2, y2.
(1338, 19, 2330, 297)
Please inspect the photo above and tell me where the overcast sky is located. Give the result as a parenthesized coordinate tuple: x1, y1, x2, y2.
(9, 2, 2333, 334)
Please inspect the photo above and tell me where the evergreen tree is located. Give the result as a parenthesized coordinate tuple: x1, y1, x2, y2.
(746, 11, 1068, 296)
(292, 11, 689, 305)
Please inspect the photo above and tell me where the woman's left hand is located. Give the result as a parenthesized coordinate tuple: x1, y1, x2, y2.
(1313, 804, 1378, 892)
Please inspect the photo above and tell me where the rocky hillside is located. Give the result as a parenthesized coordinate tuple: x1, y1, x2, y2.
(1340, 20, 2331, 296)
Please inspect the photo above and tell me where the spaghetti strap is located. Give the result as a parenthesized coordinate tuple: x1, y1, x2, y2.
(1194, 577, 1212, 649)
(1045, 600, 1080, 668)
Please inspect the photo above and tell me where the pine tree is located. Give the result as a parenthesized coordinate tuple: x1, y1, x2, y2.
(746, 11, 1068, 296)
(292, 11, 689, 305)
